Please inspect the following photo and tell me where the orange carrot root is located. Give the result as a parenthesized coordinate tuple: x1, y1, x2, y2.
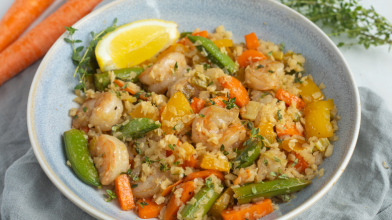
(275, 89, 305, 110)
(164, 182, 196, 220)
(137, 198, 164, 219)
(217, 75, 249, 108)
(244, 32, 259, 50)
(190, 97, 206, 113)
(114, 174, 135, 210)
(236, 50, 267, 68)
(221, 199, 274, 220)
(0, 0, 103, 86)
(0, 0, 55, 52)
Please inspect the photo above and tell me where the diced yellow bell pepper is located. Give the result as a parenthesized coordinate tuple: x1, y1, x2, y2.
(280, 139, 306, 153)
(161, 92, 193, 134)
(273, 51, 284, 61)
(299, 78, 325, 103)
(257, 122, 276, 146)
(304, 100, 335, 138)
(240, 101, 261, 121)
(178, 142, 196, 160)
(130, 102, 159, 121)
(200, 153, 231, 172)
(157, 43, 189, 60)
(213, 39, 233, 48)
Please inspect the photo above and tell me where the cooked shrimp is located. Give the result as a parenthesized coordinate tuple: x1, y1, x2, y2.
(90, 134, 129, 185)
(245, 59, 285, 91)
(72, 92, 123, 132)
(192, 105, 246, 151)
(131, 167, 168, 198)
(89, 92, 123, 131)
(139, 52, 188, 94)
(72, 99, 96, 129)
(167, 76, 201, 99)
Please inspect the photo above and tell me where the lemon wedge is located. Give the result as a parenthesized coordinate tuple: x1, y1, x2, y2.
(95, 19, 179, 71)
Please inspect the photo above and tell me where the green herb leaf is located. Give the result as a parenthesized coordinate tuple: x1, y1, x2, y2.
(104, 190, 117, 202)
(267, 51, 273, 56)
(292, 158, 299, 167)
(251, 186, 257, 194)
(138, 201, 148, 208)
(280, 42, 285, 51)
(277, 109, 283, 121)
(131, 184, 138, 188)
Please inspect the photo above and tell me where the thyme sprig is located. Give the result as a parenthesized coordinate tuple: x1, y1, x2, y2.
(280, 0, 392, 50)
(64, 18, 118, 91)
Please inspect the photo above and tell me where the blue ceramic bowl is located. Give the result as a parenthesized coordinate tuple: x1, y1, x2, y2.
(27, 0, 361, 219)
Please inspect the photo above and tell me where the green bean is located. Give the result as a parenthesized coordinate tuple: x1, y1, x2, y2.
(112, 118, 161, 140)
(64, 129, 101, 187)
(94, 67, 144, 91)
(180, 186, 221, 220)
(232, 178, 311, 204)
(187, 35, 238, 74)
(233, 140, 263, 169)
(209, 188, 234, 218)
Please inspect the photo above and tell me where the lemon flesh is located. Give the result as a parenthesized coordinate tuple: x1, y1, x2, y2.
(96, 19, 179, 71)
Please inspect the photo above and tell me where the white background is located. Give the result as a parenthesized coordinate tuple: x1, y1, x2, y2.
(1, 0, 391, 110)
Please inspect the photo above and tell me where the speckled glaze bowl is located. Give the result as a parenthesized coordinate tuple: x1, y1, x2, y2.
(27, 0, 361, 219)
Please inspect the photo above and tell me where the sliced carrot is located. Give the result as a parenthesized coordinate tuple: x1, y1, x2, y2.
(190, 97, 206, 113)
(207, 96, 229, 108)
(183, 170, 224, 182)
(137, 198, 164, 219)
(275, 89, 305, 110)
(221, 199, 273, 220)
(164, 181, 196, 220)
(288, 153, 309, 173)
(161, 179, 183, 197)
(244, 32, 259, 50)
(182, 155, 199, 169)
(113, 79, 148, 100)
(276, 124, 304, 138)
(192, 30, 208, 38)
(217, 75, 249, 108)
(114, 174, 135, 210)
(236, 50, 267, 68)
(0, 0, 103, 86)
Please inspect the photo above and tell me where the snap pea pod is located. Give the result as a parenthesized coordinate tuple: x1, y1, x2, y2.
(187, 35, 238, 74)
(112, 118, 161, 140)
(180, 31, 192, 39)
(233, 140, 263, 169)
(94, 67, 144, 91)
(233, 178, 311, 204)
(63, 129, 101, 187)
(180, 186, 221, 220)
(209, 188, 234, 218)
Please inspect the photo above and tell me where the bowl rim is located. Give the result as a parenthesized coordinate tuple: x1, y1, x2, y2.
(27, 0, 361, 219)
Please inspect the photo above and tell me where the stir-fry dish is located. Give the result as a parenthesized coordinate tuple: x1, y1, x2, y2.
(64, 19, 339, 220)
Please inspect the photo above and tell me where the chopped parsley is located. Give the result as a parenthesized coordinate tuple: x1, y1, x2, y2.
(264, 159, 268, 166)
(267, 51, 273, 56)
(255, 64, 264, 70)
(209, 100, 216, 105)
(278, 174, 289, 180)
(247, 121, 254, 130)
(135, 147, 141, 155)
(138, 201, 148, 208)
(274, 157, 281, 163)
(205, 177, 213, 188)
(168, 144, 176, 151)
(174, 62, 178, 73)
(268, 70, 275, 73)
(208, 81, 213, 86)
(172, 124, 178, 130)
(222, 97, 237, 110)
(294, 72, 303, 84)
(131, 184, 138, 188)
(143, 157, 160, 166)
(277, 109, 283, 121)
(220, 144, 229, 156)
(73, 115, 78, 119)
(160, 163, 169, 171)
(291, 158, 299, 167)
(104, 190, 117, 202)
(190, 109, 194, 114)
(199, 114, 205, 117)
(83, 107, 87, 112)
(282, 194, 290, 202)
(121, 83, 129, 89)
(276, 136, 283, 144)
(280, 42, 285, 51)
(203, 63, 211, 70)
(270, 172, 277, 177)
(173, 161, 180, 166)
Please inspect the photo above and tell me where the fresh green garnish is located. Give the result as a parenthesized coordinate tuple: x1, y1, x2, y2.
(280, 42, 285, 51)
(277, 109, 283, 121)
(138, 201, 148, 208)
(104, 190, 117, 202)
(160, 163, 169, 171)
(64, 18, 118, 92)
(280, 0, 392, 50)
(267, 51, 273, 56)
(292, 158, 299, 167)
(205, 177, 213, 188)
(131, 184, 138, 188)
(255, 64, 264, 70)
(222, 97, 237, 110)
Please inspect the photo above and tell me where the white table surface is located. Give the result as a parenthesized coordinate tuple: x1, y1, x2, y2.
(1, 0, 392, 111)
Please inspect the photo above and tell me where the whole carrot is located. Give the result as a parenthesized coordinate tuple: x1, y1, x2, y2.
(0, 0, 103, 86)
(0, 0, 55, 53)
